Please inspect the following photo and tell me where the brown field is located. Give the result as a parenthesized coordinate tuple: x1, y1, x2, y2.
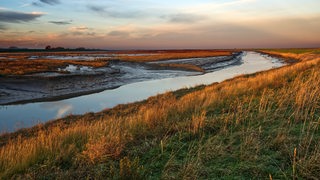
(0, 50, 233, 75)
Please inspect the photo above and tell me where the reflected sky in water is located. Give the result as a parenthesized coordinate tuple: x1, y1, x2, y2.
(40, 102, 74, 119)
(0, 52, 284, 133)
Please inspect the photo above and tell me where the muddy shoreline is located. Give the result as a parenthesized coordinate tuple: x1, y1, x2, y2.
(0, 52, 242, 105)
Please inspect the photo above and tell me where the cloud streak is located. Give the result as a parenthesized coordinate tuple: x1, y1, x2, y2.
(32, 0, 60, 6)
(108, 30, 130, 37)
(40, 0, 60, 5)
(0, 10, 44, 23)
(49, 20, 72, 25)
(69, 26, 89, 31)
(65, 26, 97, 36)
(0, 24, 6, 30)
(88, 5, 142, 18)
(163, 13, 205, 23)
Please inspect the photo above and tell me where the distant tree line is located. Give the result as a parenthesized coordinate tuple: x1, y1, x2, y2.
(0, 46, 105, 52)
(45, 45, 86, 51)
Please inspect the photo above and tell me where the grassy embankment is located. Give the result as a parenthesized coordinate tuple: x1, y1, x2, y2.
(262, 48, 320, 54)
(0, 49, 319, 179)
(0, 50, 232, 75)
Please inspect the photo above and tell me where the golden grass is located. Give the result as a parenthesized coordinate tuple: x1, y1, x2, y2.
(0, 50, 319, 178)
(260, 50, 320, 62)
(0, 59, 108, 75)
(116, 50, 232, 62)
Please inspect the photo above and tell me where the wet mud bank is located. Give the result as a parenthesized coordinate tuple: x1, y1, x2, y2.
(0, 52, 242, 105)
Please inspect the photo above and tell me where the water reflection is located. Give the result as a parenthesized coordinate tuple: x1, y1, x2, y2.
(0, 52, 284, 133)
(40, 102, 74, 118)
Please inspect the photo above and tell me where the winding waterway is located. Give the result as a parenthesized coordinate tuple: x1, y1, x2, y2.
(0, 52, 284, 133)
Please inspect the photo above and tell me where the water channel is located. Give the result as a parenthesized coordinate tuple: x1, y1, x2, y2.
(0, 52, 284, 133)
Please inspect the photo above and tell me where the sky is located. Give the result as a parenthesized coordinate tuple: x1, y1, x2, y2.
(0, 0, 319, 49)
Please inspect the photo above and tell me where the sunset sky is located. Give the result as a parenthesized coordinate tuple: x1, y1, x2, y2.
(0, 0, 319, 49)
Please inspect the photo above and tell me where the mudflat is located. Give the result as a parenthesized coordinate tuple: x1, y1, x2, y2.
(0, 50, 242, 105)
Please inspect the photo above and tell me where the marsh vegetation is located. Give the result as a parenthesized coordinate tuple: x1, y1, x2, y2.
(0, 50, 233, 76)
